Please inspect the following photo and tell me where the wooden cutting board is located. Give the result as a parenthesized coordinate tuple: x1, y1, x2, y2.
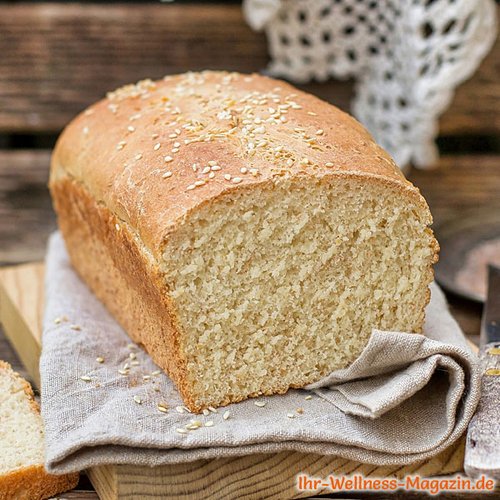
(0, 262, 470, 500)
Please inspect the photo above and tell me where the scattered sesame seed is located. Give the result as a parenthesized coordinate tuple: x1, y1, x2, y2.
(325, 162, 334, 168)
(287, 413, 295, 419)
(70, 325, 81, 331)
(127, 343, 136, 350)
(202, 166, 211, 174)
(300, 158, 310, 165)
(157, 403, 169, 413)
(224, 174, 231, 181)
(210, 165, 221, 171)
(115, 223, 120, 231)
(307, 111, 317, 116)
(208, 160, 217, 167)
(254, 401, 266, 407)
(152, 133, 159, 139)
(208, 406, 218, 413)
(186, 184, 196, 191)
(209, 172, 215, 179)
(134, 395, 142, 405)
(169, 133, 178, 138)
(80, 375, 92, 382)
(240, 167, 248, 174)
(131, 360, 140, 366)
(83, 126, 89, 135)
(143, 375, 151, 381)
(164, 156, 173, 163)
(118, 369, 129, 376)
(296, 407, 304, 414)
(172, 147, 179, 153)
(173, 142, 181, 148)
(151, 370, 161, 376)
(316, 129, 324, 135)
(96, 356, 105, 364)
(305, 395, 313, 400)
(153, 143, 161, 151)
(232, 177, 242, 184)
(176, 428, 188, 434)
(175, 406, 185, 414)
(205, 420, 214, 427)
(249, 168, 259, 176)
(129, 352, 137, 360)
(202, 409, 210, 416)
(162, 171, 173, 178)
(135, 153, 143, 160)
(128, 126, 135, 132)
(223, 410, 231, 420)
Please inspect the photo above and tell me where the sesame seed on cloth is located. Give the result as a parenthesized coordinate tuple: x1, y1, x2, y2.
(40, 232, 480, 474)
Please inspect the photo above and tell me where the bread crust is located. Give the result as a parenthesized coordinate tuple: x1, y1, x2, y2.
(0, 362, 79, 500)
(49, 71, 438, 411)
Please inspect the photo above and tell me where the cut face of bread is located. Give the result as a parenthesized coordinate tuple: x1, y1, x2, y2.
(162, 174, 437, 410)
(0, 361, 78, 500)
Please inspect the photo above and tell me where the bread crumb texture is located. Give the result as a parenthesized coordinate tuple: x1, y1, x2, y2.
(0, 362, 78, 500)
(162, 176, 436, 410)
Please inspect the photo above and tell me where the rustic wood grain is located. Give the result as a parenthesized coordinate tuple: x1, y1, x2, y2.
(0, 262, 477, 500)
(0, 3, 497, 136)
(0, 263, 44, 387)
(50, 491, 98, 500)
(0, 150, 55, 264)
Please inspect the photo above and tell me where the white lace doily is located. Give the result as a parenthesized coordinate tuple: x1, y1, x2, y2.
(244, 0, 497, 170)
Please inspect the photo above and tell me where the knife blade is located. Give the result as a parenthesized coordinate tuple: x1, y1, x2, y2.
(465, 265, 500, 479)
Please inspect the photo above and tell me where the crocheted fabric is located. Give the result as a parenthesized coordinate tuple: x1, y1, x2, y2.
(244, 0, 497, 169)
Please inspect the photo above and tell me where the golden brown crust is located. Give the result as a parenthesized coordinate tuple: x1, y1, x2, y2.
(50, 178, 194, 407)
(0, 361, 79, 500)
(0, 465, 78, 500)
(50, 71, 432, 258)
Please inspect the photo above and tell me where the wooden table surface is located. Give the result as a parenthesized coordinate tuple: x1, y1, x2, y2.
(0, 2, 498, 499)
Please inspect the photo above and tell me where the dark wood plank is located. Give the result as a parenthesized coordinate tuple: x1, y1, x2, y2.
(0, 150, 55, 264)
(409, 156, 500, 226)
(0, 3, 498, 135)
(49, 490, 98, 499)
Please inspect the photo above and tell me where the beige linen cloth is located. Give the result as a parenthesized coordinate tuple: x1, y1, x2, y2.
(41, 232, 480, 474)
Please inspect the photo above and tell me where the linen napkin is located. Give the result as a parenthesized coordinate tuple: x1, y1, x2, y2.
(41, 232, 480, 474)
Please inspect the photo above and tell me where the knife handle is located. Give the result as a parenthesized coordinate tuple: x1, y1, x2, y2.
(464, 341, 500, 479)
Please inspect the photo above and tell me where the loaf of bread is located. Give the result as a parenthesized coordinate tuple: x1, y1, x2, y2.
(50, 71, 438, 412)
(0, 361, 79, 500)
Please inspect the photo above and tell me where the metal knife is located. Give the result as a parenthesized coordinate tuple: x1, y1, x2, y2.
(465, 265, 500, 479)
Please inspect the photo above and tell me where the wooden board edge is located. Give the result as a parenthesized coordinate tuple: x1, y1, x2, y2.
(0, 265, 42, 387)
